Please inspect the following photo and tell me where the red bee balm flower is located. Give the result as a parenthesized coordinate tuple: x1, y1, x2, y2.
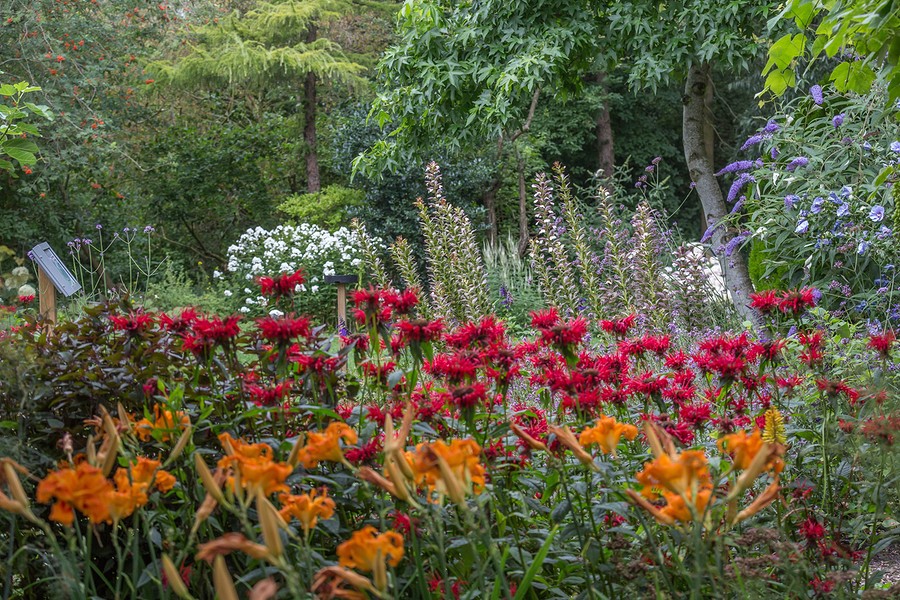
(109, 312, 154, 334)
(749, 290, 779, 314)
(599, 315, 637, 337)
(778, 288, 817, 315)
(258, 270, 305, 297)
(868, 331, 895, 358)
(395, 318, 444, 343)
(256, 315, 311, 342)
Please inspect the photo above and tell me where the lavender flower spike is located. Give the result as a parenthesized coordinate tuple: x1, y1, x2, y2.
(726, 173, 756, 203)
(715, 160, 754, 177)
(785, 157, 809, 172)
(700, 220, 720, 243)
(740, 133, 768, 151)
(810, 84, 823, 105)
(725, 231, 750, 257)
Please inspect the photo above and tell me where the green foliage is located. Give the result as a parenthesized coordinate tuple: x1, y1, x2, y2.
(356, 0, 599, 175)
(764, 0, 900, 99)
(277, 183, 365, 229)
(0, 0, 182, 255)
(329, 103, 493, 247)
(0, 80, 51, 176)
(482, 236, 544, 335)
(134, 115, 299, 267)
(748, 239, 788, 290)
(606, 0, 775, 91)
(149, 0, 368, 91)
(144, 262, 234, 315)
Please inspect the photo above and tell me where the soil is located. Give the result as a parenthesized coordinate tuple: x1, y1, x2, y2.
(869, 544, 900, 587)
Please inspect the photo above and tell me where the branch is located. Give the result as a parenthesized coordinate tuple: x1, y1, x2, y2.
(507, 87, 541, 144)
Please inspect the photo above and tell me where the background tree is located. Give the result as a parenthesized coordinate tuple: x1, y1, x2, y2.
(356, 0, 600, 247)
(359, 0, 776, 319)
(151, 0, 374, 192)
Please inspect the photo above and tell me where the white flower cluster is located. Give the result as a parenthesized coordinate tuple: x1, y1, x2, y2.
(221, 223, 365, 314)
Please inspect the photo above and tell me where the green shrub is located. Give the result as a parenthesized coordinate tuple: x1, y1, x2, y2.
(277, 184, 365, 230)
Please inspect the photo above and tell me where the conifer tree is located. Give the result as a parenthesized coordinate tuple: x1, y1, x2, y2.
(152, 0, 373, 192)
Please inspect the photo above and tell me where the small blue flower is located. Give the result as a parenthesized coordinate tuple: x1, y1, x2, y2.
(869, 205, 885, 222)
(832, 113, 845, 127)
(770, 146, 780, 160)
(857, 240, 870, 255)
(837, 202, 850, 217)
(764, 120, 780, 133)
(877, 225, 893, 239)
(840, 186, 852, 199)
(784, 194, 800, 209)
(891, 141, 900, 153)
(863, 141, 872, 152)
(810, 196, 825, 214)
(795, 219, 810, 234)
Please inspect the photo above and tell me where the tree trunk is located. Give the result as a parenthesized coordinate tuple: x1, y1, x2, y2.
(515, 145, 529, 257)
(482, 176, 500, 245)
(682, 62, 758, 324)
(304, 26, 320, 193)
(595, 72, 615, 180)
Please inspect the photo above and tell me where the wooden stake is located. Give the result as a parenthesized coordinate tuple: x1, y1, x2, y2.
(38, 266, 57, 324)
(336, 283, 347, 326)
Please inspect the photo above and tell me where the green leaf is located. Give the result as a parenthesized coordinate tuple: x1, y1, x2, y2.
(513, 526, 558, 600)
(1, 146, 36, 165)
(765, 68, 795, 96)
(789, 0, 815, 29)
(830, 61, 875, 93)
(0, 85, 16, 96)
(3, 138, 40, 154)
(768, 34, 805, 71)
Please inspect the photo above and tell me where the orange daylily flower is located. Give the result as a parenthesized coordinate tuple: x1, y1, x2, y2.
(337, 526, 404, 571)
(108, 457, 177, 522)
(406, 438, 485, 503)
(635, 450, 712, 499)
(337, 526, 404, 591)
(296, 422, 358, 469)
(278, 488, 335, 535)
(217, 433, 292, 496)
(718, 429, 784, 474)
(579, 415, 639, 457)
(135, 404, 190, 442)
(36, 462, 113, 526)
(628, 422, 782, 528)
